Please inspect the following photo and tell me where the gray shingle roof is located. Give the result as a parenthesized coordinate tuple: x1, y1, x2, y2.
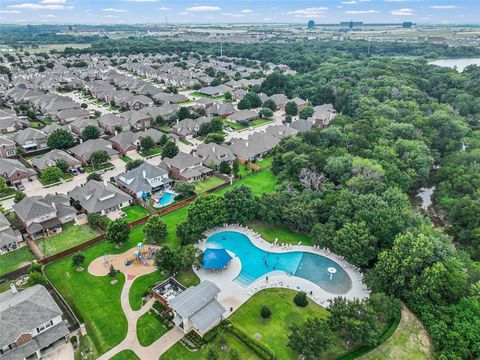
(0, 285, 63, 347)
(68, 138, 118, 160)
(0, 158, 37, 178)
(30, 149, 81, 172)
(13, 128, 46, 146)
(69, 180, 132, 213)
(169, 281, 224, 320)
(115, 163, 169, 194)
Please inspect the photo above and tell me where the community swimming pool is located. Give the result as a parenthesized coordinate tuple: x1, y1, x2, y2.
(206, 231, 352, 294)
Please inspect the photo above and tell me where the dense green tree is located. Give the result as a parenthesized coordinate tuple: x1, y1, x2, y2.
(224, 185, 257, 224)
(174, 182, 195, 200)
(285, 101, 298, 116)
(299, 106, 314, 119)
(87, 172, 102, 181)
(13, 190, 26, 204)
(333, 221, 377, 266)
(82, 125, 100, 140)
(41, 166, 63, 184)
(106, 219, 131, 247)
(89, 150, 109, 167)
(288, 318, 334, 359)
(143, 215, 167, 244)
(162, 140, 179, 158)
(47, 128, 75, 149)
(262, 99, 276, 111)
(55, 159, 70, 173)
(140, 136, 154, 151)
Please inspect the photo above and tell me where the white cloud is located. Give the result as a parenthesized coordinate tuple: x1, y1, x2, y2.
(158, 6, 171, 10)
(346, 9, 380, 14)
(287, 7, 328, 18)
(8, 3, 68, 10)
(430, 5, 458, 9)
(0, 10, 21, 13)
(341, 1, 358, 3)
(40, 0, 65, 4)
(241, 9, 253, 13)
(124, 0, 158, 2)
(102, 8, 127, 13)
(185, 6, 221, 12)
(391, 8, 414, 15)
(102, 14, 118, 18)
(42, 14, 56, 17)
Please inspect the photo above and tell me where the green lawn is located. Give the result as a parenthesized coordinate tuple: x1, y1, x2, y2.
(120, 155, 133, 163)
(159, 205, 189, 249)
(180, 139, 193, 146)
(45, 225, 147, 357)
(137, 311, 172, 346)
(361, 307, 432, 360)
(86, 162, 114, 173)
(110, 350, 140, 360)
(218, 169, 277, 196)
(159, 125, 171, 133)
(123, 205, 150, 223)
(140, 147, 163, 158)
(176, 270, 200, 287)
(0, 247, 36, 276)
(249, 118, 274, 127)
(0, 187, 16, 199)
(230, 288, 330, 360)
(37, 223, 101, 257)
(129, 271, 166, 311)
(249, 221, 312, 246)
(160, 332, 260, 360)
(194, 176, 226, 194)
(191, 92, 224, 100)
(223, 120, 246, 131)
(257, 157, 273, 169)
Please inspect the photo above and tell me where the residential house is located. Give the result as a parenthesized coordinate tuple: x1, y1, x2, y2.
(207, 103, 235, 118)
(291, 97, 308, 110)
(265, 124, 298, 139)
(54, 108, 90, 124)
(232, 88, 248, 101)
(169, 280, 226, 336)
(269, 94, 289, 110)
(12, 194, 76, 239)
(68, 118, 101, 136)
(170, 117, 211, 140)
(194, 143, 235, 168)
(123, 95, 153, 111)
(68, 139, 118, 164)
(0, 108, 23, 133)
(69, 180, 132, 215)
(13, 128, 48, 152)
(0, 136, 17, 158)
(98, 114, 130, 134)
(308, 104, 337, 127)
(290, 119, 313, 133)
(228, 110, 258, 125)
(0, 212, 23, 253)
(115, 163, 171, 198)
(153, 92, 188, 105)
(161, 152, 212, 182)
(122, 110, 152, 130)
(30, 149, 82, 172)
(109, 131, 139, 155)
(227, 138, 268, 162)
(0, 284, 70, 360)
(140, 104, 179, 121)
(197, 85, 231, 97)
(0, 158, 37, 185)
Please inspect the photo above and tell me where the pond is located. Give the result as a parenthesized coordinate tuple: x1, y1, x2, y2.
(428, 58, 480, 72)
(206, 230, 352, 294)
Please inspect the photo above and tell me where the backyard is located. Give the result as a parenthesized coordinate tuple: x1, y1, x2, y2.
(0, 246, 36, 276)
(123, 204, 150, 223)
(37, 223, 101, 257)
(217, 169, 277, 196)
(194, 176, 226, 194)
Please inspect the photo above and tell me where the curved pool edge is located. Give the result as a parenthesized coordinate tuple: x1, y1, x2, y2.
(196, 225, 370, 308)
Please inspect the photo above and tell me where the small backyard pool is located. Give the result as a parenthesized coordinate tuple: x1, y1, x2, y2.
(152, 191, 176, 208)
(206, 231, 352, 294)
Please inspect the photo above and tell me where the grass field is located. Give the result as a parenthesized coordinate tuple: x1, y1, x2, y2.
(37, 223, 100, 257)
(137, 311, 172, 346)
(123, 205, 150, 223)
(140, 147, 163, 158)
(361, 307, 432, 360)
(230, 288, 330, 360)
(129, 271, 166, 311)
(160, 332, 260, 360)
(218, 169, 277, 196)
(110, 350, 140, 360)
(44, 225, 147, 357)
(0, 246, 36, 276)
(249, 221, 312, 246)
(194, 176, 226, 194)
(86, 162, 114, 173)
(120, 155, 133, 163)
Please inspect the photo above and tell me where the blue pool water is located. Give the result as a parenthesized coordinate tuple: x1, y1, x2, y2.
(155, 191, 176, 207)
(206, 231, 352, 294)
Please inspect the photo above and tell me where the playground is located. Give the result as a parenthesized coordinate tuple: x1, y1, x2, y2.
(88, 243, 161, 277)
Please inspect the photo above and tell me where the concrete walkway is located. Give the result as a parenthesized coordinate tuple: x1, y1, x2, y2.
(96, 277, 184, 360)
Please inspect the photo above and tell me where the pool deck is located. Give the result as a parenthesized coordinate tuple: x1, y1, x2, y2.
(195, 225, 370, 314)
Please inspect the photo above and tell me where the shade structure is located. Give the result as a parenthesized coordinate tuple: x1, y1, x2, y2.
(203, 248, 233, 270)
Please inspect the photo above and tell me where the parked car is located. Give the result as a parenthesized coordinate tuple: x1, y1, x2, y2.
(69, 168, 79, 176)
(78, 167, 85, 173)
(15, 183, 25, 191)
(96, 169, 106, 175)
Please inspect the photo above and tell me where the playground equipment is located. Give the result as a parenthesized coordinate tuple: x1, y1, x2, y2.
(124, 243, 158, 266)
(103, 253, 109, 268)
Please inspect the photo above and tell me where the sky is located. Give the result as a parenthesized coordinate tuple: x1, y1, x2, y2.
(0, 0, 478, 25)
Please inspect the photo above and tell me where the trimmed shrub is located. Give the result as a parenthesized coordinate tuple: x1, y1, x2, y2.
(294, 291, 308, 307)
(261, 305, 272, 319)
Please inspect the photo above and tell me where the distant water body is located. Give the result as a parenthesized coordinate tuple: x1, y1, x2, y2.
(428, 58, 480, 72)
